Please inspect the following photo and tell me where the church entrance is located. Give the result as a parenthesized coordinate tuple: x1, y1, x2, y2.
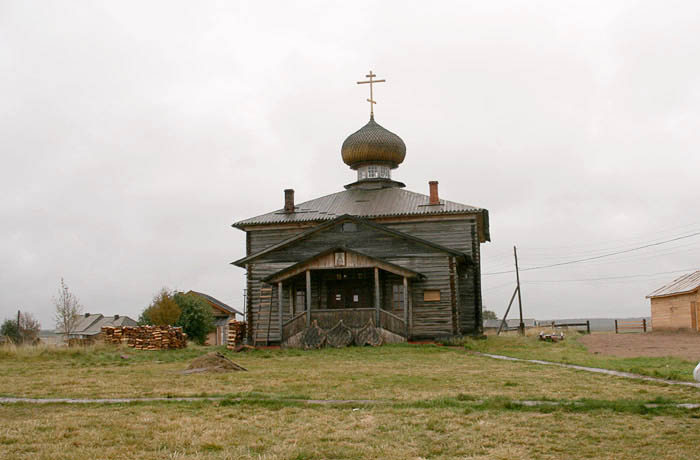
(324, 268, 373, 309)
(327, 280, 371, 309)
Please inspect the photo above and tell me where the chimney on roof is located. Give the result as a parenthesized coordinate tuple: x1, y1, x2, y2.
(84, 312, 90, 317)
(114, 314, 119, 319)
(429, 181, 439, 205)
(284, 189, 295, 213)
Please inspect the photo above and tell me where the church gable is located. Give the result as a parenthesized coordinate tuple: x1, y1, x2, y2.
(233, 215, 468, 267)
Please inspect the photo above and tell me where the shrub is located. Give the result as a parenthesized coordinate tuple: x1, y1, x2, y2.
(174, 292, 215, 345)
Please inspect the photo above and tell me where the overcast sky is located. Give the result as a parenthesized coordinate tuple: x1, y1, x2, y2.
(2, 0, 699, 328)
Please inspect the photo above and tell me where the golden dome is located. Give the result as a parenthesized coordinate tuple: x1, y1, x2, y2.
(341, 116, 406, 169)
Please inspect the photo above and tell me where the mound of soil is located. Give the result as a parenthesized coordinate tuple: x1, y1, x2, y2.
(183, 352, 247, 374)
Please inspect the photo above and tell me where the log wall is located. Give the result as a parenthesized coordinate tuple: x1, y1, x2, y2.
(244, 216, 483, 342)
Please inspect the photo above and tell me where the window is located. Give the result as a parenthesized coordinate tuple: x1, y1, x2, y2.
(392, 284, 405, 311)
(367, 165, 378, 178)
(341, 222, 357, 232)
(423, 290, 440, 302)
(379, 166, 390, 178)
(295, 289, 306, 313)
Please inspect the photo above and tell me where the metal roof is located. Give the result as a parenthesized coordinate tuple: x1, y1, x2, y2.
(59, 314, 137, 336)
(187, 291, 243, 317)
(341, 115, 406, 167)
(233, 187, 485, 227)
(647, 270, 700, 298)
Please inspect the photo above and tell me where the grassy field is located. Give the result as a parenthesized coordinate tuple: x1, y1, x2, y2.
(463, 333, 698, 381)
(1, 341, 699, 459)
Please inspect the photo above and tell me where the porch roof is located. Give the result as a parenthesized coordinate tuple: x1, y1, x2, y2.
(263, 247, 424, 284)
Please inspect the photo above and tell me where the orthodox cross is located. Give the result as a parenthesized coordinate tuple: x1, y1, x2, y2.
(357, 70, 385, 117)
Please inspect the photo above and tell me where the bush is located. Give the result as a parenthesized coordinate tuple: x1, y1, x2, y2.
(140, 288, 181, 326)
(1, 319, 20, 344)
(1, 313, 40, 345)
(174, 292, 215, 345)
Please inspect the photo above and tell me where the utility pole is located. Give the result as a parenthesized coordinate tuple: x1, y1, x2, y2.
(17, 310, 20, 329)
(514, 246, 524, 335)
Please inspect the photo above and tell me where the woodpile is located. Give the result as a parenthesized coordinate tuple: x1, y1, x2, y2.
(101, 325, 187, 350)
(226, 320, 246, 350)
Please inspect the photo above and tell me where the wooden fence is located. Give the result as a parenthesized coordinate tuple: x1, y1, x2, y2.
(550, 320, 591, 334)
(615, 319, 647, 333)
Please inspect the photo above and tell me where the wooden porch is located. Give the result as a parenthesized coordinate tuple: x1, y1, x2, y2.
(255, 262, 416, 345)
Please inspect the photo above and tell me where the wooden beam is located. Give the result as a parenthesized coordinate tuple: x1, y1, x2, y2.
(403, 276, 408, 337)
(374, 267, 380, 326)
(306, 270, 311, 327)
(278, 281, 283, 343)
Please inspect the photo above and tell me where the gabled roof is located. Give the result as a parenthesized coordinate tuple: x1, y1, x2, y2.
(647, 270, 700, 298)
(59, 314, 138, 336)
(232, 187, 488, 238)
(263, 246, 425, 283)
(232, 214, 471, 267)
(187, 291, 243, 317)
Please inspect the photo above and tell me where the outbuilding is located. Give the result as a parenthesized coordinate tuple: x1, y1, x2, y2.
(647, 270, 700, 332)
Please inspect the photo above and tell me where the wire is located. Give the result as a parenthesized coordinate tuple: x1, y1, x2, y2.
(520, 267, 700, 283)
(482, 230, 700, 275)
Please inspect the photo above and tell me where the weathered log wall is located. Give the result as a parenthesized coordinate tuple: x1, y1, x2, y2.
(244, 216, 483, 342)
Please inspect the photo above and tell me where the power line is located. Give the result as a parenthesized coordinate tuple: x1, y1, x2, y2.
(520, 267, 700, 283)
(482, 230, 700, 275)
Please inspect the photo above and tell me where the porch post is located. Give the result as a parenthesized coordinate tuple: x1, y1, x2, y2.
(374, 267, 380, 326)
(305, 270, 311, 327)
(403, 276, 408, 337)
(278, 281, 283, 343)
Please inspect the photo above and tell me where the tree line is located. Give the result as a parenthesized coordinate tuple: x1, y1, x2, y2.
(1, 279, 216, 346)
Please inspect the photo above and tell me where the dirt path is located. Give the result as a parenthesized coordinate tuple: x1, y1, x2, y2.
(472, 352, 700, 388)
(579, 332, 700, 361)
(1, 395, 698, 409)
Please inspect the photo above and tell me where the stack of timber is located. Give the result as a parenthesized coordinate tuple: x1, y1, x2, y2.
(226, 320, 247, 350)
(101, 325, 187, 350)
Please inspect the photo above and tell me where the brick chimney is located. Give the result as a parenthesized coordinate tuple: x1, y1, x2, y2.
(429, 181, 439, 205)
(284, 189, 295, 213)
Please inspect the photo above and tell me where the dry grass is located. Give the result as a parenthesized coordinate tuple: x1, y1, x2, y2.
(1, 344, 700, 403)
(462, 334, 698, 381)
(1, 402, 699, 460)
(2, 344, 700, 459)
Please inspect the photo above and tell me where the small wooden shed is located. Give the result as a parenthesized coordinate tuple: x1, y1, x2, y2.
(647, 271, 700, 332)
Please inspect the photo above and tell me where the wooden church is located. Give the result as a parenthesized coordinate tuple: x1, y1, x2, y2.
(232, 72, 490, 346)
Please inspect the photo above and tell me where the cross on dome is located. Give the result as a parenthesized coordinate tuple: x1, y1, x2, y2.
(357, 70, 386, 117)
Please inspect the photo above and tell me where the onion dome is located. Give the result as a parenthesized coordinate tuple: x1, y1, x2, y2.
(341, 115, 406, 169)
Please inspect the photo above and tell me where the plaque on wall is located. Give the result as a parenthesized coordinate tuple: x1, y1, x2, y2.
(334, 251, 346, 267)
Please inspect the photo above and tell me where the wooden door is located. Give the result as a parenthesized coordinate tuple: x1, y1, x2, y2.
(692, 302, 699, 331)
(345, 281, 370, 308)
(327, 281, 370, 308)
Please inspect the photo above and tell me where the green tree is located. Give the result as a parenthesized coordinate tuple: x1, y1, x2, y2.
(174, 292, 214, 345)
(141, 288, 181, 326)
(482, 309, 498, 321)
(1, 319, 20, 344)
(0, 312, 39, 344)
